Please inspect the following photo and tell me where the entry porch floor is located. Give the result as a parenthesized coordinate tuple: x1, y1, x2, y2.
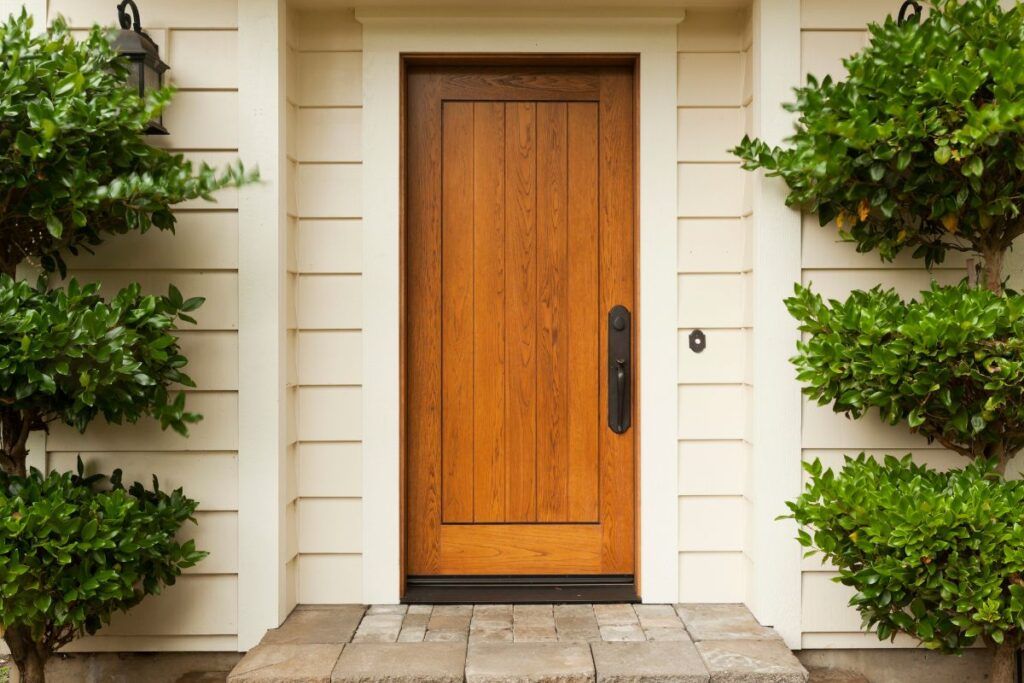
(228, 603, 811, 682)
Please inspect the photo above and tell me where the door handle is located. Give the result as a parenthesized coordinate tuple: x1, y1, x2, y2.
(608, 305, 631, 434)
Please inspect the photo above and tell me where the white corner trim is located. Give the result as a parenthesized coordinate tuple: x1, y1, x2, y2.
(237, 0, 288, 652)
(749, 0, 803, 648)
(358, 11, 682, 605)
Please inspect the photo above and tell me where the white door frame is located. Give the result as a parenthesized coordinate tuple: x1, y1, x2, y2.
(358, 8, 683, 604)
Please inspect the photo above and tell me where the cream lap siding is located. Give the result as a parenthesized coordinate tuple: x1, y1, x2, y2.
(44, 0, 240, 652)
(291, 8, 364, 605)
(676, 9, 752, 605)
(797, 0, 976, 649)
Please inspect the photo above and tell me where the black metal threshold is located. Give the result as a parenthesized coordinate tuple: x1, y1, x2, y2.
(403, 575, 638, 604)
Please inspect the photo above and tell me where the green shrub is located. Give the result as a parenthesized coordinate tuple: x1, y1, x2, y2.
(787, 282, 1024, 469)
(734, 0, 1024, 290)
(0, 461, 205, 679)
(789, 456, 1024, 659)
(0, 11, 254, 279)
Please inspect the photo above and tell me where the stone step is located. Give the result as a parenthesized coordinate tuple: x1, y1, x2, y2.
(227, 604, 810, 683)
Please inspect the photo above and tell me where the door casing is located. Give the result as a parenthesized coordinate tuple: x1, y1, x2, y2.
(399, 54, 640, 600)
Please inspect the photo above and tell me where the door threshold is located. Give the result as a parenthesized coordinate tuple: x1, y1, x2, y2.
(403, 575, 638, 604)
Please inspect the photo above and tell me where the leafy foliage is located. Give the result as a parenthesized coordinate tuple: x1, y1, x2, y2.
(787, 282, 1024, 463)
(789, 456, 1024, 653)
(0, 11, 254, 277)
(0, 275, 202, 439)
(733, 0, 1024, 276)
(0, 460, 205, 653)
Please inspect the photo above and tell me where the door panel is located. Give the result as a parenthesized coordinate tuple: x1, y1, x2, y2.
(406, 64, 635, 577)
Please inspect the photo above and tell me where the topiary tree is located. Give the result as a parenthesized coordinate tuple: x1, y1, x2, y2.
(734, 0, 1024, 679)
(0, 11, 255, 682)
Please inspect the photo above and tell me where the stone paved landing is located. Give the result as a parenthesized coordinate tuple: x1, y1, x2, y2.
(228, 604, 808, 683)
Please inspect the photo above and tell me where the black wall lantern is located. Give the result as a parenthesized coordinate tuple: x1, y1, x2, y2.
(898, 0, 923, 25)
(113, 0, 169, 135)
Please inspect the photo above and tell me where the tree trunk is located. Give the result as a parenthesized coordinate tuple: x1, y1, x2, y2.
(990, 643, 1017, 683)
(981, 247, 1005, 294)
(5, 626, 48, 683)
(0, 408, 32, 477)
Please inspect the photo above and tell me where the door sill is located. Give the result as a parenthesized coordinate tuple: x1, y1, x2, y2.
(403, 575, 637, 604)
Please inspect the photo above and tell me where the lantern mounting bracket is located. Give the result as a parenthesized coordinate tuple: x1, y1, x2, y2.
(898, 0, 923, 25)
(117, 0, 144, 34)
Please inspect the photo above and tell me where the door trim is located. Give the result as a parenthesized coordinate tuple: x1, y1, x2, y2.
(359, 12, 682, 605)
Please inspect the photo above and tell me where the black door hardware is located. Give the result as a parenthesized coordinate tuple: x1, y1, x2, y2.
(608, 305, 631, 434)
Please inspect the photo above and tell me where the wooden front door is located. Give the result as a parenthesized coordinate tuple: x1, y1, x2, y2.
(405, 62, 635, 579)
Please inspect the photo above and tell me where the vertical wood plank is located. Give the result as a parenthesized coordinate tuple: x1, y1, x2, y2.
(566, 103, 600, 523)
(504, 102, 538, 522)
(441, 102, 475, 523)
(598, 68, 636, 572)
(536, 102, 569, 523)
(473, 102, 507, 523)
(406, 73, 443, 573)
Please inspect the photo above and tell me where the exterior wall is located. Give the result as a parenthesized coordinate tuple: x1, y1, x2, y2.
(45, 0, 242, 652)
(288, 8, 364, 604)
(676, 9, 753, 604)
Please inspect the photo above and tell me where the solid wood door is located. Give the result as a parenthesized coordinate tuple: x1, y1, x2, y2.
(406, 63, 635, 576)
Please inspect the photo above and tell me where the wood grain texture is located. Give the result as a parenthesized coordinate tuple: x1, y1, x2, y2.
(472, 102, 507, 524)
(504, 102, 539, 523)
(405, 64, 636, 578)
(567, 103, 601, 523)
(441, 102, 475, 523)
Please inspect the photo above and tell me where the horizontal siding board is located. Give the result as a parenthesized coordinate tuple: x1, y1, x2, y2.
(180, 511, 238, 574)
(800, 0, 898, 29)
(297, 52, 362, 107)
(297, 498, 362, 553)
(803, 401, 931, 450)
(298, 219, 362, 274)
(677, 108, 743, 162)
(678, 441, 748, 496)
(48, 392, 238, 452)
(678, 329, 745, 384)
(801, 268, 963, 301)
(51, 0, 237, 28)
(297, 164, 362, 218)
(297, 108, 362, 162)
(678, 219, 745, 273)
(298, 442, 362, 498)
(678, 274, 745, 328)
(297, 387, 362, 441)
(297, 331, 362, 385)
(677, 9, 745, 52)
(67, 212, 238, 270)
(167, 30, 239, 90)
(158, 91, 239, 150)
(677, 53, 743, 106)
(298, 554, 362, 603)
(802, 215, 967, 270)
(297, 275, 362, 329)
(100, 575, 237, 636)
(677, 163, 745, 218)
(60, 634, 238, 653)
(678, 552, 746, 603)
(175, 331, 239, 391)
(801, 30, 867, 81)
(679, 496, 746, 551)
(678, 385, 746, 440)
(292, 9, 362, 51)
(48, 451, 238, 511)
(802, 572, 862, 632)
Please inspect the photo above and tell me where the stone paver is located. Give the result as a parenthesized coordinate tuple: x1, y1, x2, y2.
(696, 639, 808, 683)
(368, 604, 408, 615)
(677, 605, 779, 642)
(397, 625, 426, 642)
(466, 642, 595, 683)
(599, 624, 646, 642)
(332, 643, 467, 683)
(806, 669, 868, 683)
(594, 604, 639, 626)
(592, 641, 710, 683)
(228, 643, 344, 683)
(352, 614, 404, 643)
(425, 629, 470, 642)
(643, 627, 692, 642)
(514, 625, 559, 642)
(262, 605, 365, 645)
